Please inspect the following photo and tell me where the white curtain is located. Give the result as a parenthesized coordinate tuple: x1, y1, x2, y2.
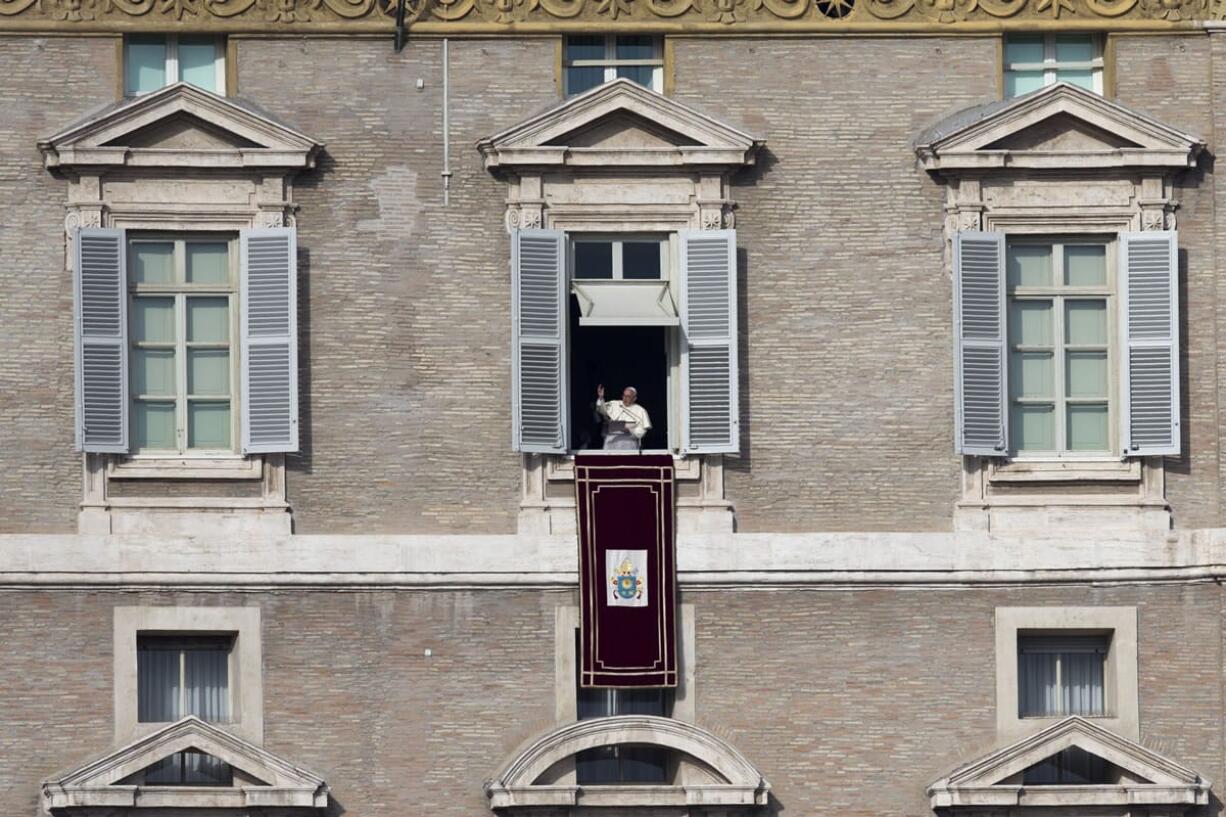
(1062, 651, 1105, 716)
(137, 648, 181, 722)
(1019, 651, 1059, 717)
(185, 648, 230, 722)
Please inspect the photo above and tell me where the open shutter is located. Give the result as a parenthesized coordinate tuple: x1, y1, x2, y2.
(1119, 231, 1180, 456)
(512, 229, 568, 453)
(74, 228, 129, 453)
(953, 231, 1008, 456)
(680, 229, 738, 454)
(240, 227, 299, 454)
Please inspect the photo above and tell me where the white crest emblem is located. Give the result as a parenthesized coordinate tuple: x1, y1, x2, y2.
(606, 549, 648, 607)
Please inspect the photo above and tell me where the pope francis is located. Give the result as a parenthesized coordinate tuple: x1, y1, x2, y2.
(595, 384, 652, 450)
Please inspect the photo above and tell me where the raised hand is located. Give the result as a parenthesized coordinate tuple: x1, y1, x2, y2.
(596, 383, 605, 400)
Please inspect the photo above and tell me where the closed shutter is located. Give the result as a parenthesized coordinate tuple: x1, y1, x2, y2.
(512, 229, 568, 453)
(679, 229, 738, 454)
(74, 228, 129, 453)
(1119, 231, 1180, 456)
(240, 228, 299, 454)
(953, 231, 1008, 456)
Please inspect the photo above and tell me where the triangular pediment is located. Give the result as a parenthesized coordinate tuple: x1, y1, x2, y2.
(929, 717, 1210, 811)
(478, 78, 761, 170)
(40, 82, 323, 171)
(916, 83, 1203, 172)
(42, 717, 328, 812)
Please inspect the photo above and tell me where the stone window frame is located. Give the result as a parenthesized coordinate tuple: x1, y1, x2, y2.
(995, 606, 1138, 742)
(113, 606, 264, 745)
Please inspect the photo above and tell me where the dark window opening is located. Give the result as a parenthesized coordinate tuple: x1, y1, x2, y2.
(137, 634, 233, 723)
(143, 749, 233, 786)
(569, 298, 669, 451)
(1018, 633, 1109, 718)
(1022, 746, 1114, 785)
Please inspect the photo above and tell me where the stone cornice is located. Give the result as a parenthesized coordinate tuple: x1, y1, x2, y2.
(0, 0, 1222, 34)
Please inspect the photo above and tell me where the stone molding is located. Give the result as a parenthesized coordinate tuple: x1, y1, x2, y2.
(0, 0, 1223, 33)
(485, 715, 769, 812)
(42, 715, 329, 814)
(928, 716, 1210, 813)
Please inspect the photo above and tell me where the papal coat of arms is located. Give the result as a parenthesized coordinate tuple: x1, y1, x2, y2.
(606, 549, 648, 608)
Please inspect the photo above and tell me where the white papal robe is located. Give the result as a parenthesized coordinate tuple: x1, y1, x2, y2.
(595, 399, 652, 450)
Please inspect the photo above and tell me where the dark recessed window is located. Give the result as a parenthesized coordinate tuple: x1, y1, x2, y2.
(1018, 634, 1108, 718)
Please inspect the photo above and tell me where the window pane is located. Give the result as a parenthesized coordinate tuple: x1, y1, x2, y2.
(615, 35, 656, 60)
(184, 647, 230, 721)
(1023, 747, 1110, 785)
(574, 242, 614, 279)
(145, 753, 183, 784)
(612, 687, 668, 716)
(566, 66, 605, 96)
(616, 65, 655, 89)
(1018, 649, 1059, 717)
(1011, 352, 1053, 399)
(189, 349, 230, 396)
(1055, 34, 1095, 63)
(1061, 651, 1106, 716)
(576, 746, 620, 784)
(134, 349, 176, 396)
(186, 242, 229, 283)
(1012, 404, 1055, 452)
(1005, 70, 1046, 97)
(1067, 404, 1109, 451)
(125, 35, 167, 95)
(187, 297, 229, 343)
(188, 401, 231, 449)
(619, 746, 669, 782)
(1004, 34, 1045, 65)
(137, 646, 181, 722)
(1065, 300, 1107, 345)
(131, 242, 175, 284)
(1066, 351, 1108, 399)
(1064, 245, 1107, 286)
(182, 751, 233, 785)
(622, 241, 662, 280)
(1055, 68, 1095, 91)
(1007, 245, 1052, 288)
(564, 34, 605, 61)
(1009, 300, 1053, 346)
(132, 297, 176, 343)
(134, 401, 177, 450)
(178, 37, 218, 92)
(577, 687, 613, 719)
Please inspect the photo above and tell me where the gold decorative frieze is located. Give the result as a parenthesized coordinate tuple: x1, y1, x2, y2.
(0, 0, 1218, 33)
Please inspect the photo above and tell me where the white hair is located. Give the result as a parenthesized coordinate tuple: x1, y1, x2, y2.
(623, 386, 637, 396)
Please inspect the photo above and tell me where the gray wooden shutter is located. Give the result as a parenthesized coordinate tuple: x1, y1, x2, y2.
(680, 229, 739, 454)
(953, 231, 1008, 456)
(511, 229, 568, 453)
(1119, 231, 1180, 456)
(240, 227, 299, 454)
(74, 228, 129, 453)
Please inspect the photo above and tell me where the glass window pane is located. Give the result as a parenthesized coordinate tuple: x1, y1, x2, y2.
(612, 687, 667, 716)
(1009, 300, 1053, 346)
(619, 746, 669, 782)
(1065, 300, 1107, 345)
(125, 35, 167, 95)
(1055, 68, 1095, 91)
(1061, 651, 1106, 716)
(178, 37, 218, 92)
(616, 65, 655, 89)
(134, 401, 177, 450)
(1018, 650, 1059, 717)
(1005, 71, 1046, 97)
(622, 241, 662, 279)
(615, 35, 656, 60)
(1012, 404, 1056, 453)
(131, 242, 175, 284)
(132, 297, 176, 343)
(187, 297, 229, 343)
(1055, 34, 1095, 63)
(1007, 245, 1052, 288)
(1011, 352, 1054, 400)
(137, 646, 181, 722)
(1064, 245, 1107, 286)
(134, 349, 176, 396)
(577, 687, 613, 719)
(184, 648, 230, 721)
(574, 242, 614, 279)
(566, 66, 605, 96)
(1004, 34, 1045, 65)
(1067, 351, 1108, 398)
(189, 350, 230, 396)
(1068, 404, 1109, 451)
(576, 746, 620, 784)
(186, 242, 229, 283)
(564, 34, 605, 61)
(188, 401, 231, 449)
(182, 751, 233, 785)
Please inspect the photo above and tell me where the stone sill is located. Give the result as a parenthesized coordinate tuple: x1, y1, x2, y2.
(989, 458, 1141, 484)
(108, 455, 263, 480)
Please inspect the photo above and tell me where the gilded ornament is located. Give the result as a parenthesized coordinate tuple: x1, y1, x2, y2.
(974, 0, 1027, 17)
(861, 0, 914, 18)
(750, 0, 810, 21)
(643, 0, 695, 17)
(1138, 0, 1204, 20)
(430, 0, 477, 19)
(1081, 0, 1137, 15)
(1034, 0, 1075, 17)
(0, 0, 39, 14)
(594, 0, 630, 17)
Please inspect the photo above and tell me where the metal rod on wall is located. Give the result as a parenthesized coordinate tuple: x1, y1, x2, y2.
(442, 37, 452, 207)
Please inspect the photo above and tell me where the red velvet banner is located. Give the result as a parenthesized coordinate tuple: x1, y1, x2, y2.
(576, 453, 677, 688)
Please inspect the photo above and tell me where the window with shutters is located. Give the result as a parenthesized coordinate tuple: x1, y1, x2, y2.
(128, 235, 238, 454)
(1006, 238, 1115, 458)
